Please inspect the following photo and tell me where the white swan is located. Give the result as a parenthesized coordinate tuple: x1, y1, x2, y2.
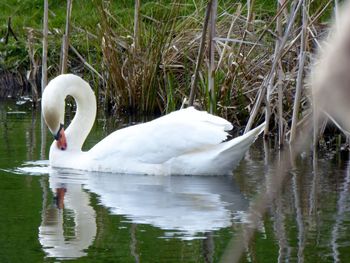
(42, 74, 264, 175)
(39, 181, 96, 259)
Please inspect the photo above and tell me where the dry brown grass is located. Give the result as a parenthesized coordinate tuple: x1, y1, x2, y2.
(2, 0, 336, 142)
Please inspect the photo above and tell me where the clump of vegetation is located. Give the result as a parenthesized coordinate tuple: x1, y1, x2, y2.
(0, 0, 335, 144)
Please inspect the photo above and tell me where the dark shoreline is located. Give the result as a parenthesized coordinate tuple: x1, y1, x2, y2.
(0, 69, 36, 99)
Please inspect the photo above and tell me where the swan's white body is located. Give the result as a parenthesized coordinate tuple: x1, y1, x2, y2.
(42, 74, 264, 175)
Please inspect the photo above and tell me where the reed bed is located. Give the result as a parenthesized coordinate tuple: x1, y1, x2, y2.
(92, 0, 333, 144)
(0, 0, 335, 143)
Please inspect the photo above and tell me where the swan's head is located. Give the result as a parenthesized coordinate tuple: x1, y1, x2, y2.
(42, 84, 67, 150)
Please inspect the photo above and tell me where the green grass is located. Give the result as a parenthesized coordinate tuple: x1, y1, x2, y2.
(0, 0, 337, 128)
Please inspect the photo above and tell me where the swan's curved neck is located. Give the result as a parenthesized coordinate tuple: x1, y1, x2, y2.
(64, 76, 96, 151)
(46, 74, 97, 151)
(66, 79, 96, 151)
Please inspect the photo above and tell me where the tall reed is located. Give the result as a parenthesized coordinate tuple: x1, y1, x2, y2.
(2, 0, 336, 141)
(96, 0, 182, 114)
(90, 0, 333, 141)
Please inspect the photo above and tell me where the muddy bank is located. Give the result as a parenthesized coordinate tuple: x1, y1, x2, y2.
(0, 70, 37, 99)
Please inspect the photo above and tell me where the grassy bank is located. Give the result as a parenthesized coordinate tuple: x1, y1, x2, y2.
(0, 0, 335, 141)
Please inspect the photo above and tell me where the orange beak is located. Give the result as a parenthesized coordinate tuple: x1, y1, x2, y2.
(56, 127, 67, 150)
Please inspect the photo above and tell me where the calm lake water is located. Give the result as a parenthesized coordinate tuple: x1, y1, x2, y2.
(1, 99, 350, 262)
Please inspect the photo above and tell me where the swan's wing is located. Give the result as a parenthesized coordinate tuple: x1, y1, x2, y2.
(157, 107, 233, 131)
(89, 107, 233, 163)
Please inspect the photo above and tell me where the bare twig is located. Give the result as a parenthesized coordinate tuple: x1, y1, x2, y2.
(70, 44, 104, 80)
(216, 5, 242, 71)
(4, 17, 18, 44)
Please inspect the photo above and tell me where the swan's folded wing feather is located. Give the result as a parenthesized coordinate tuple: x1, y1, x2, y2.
(89, 107, 232, 164)
(161, 107, 233, 131)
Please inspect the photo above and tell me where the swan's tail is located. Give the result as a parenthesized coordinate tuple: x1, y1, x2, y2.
(168, 122, 265, 175)
(212, 122, 265, 174)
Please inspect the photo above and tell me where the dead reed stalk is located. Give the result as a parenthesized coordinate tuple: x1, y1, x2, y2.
(311, 0, 350, 144)
(41, 0, 48, 91)
(208, 0, 217, 113)
(13, 0, 334, 140)
(188, 0, 213, 107)
(41, 0, 49, 160)
(133, 0, 141, 53)
(60, 0, 73, 74)
(27, 28, 39, 104)
(244, 0, 304, 134)
(290, 0, 308, 143)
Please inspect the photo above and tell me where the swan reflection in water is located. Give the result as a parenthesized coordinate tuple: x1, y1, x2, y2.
(30, 164, 248, 259)
(38, 171, 96, 259)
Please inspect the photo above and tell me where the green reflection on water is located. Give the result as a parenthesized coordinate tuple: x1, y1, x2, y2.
(1, 100, 350, 263)
(0, 172, 45, 262)
(0, 100, 236, 262)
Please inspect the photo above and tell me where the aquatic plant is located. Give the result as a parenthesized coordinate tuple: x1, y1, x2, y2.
(0, 0, 336, 143)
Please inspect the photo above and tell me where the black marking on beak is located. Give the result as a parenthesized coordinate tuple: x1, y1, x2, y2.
(54, 123, 64, 140)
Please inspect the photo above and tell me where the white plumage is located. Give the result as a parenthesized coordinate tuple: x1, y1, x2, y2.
(42, 74, 264, 175)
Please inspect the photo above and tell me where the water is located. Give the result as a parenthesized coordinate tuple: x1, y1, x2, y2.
(1, 100, 350, 262)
